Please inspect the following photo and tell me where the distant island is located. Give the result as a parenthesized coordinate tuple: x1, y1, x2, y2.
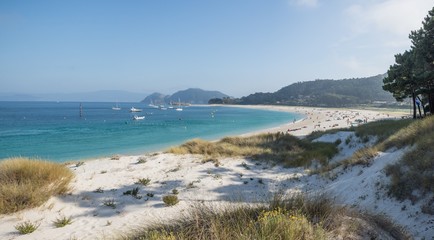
(141, 88, 229, 105)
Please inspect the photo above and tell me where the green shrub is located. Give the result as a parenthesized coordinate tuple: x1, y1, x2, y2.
(162, 195, 179, 206)
(136, 157, 147, 164)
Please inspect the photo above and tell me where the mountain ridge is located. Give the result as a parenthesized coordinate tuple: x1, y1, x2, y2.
(141, 88, 229, 105)
(211, 74, 395, 107)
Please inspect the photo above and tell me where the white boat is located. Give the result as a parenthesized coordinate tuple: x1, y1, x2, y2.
(130, 107, 142, 112)
(112, 102, 121, 110)
(148, 100, 159, 109)
(175, 98, 183, 111)
(133, 115, 145, 120)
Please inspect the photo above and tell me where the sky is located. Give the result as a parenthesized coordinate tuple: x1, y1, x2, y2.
(0, 0, 433, 97)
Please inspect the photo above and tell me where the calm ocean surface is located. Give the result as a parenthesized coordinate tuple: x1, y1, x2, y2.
(0, 102, 301, 162)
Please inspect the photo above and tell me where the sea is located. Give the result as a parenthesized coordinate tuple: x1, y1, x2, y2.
(0, 101, 302, 162)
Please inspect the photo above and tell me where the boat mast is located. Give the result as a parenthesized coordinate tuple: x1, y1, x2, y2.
(79, 103, 83, 118)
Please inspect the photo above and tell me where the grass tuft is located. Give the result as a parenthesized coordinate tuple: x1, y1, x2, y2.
(15, 221, 40, 234)
(342, 147, 378, 168)
(53, 216, 73, 228)
(136, 178, 151, 186)
(0, 158, 73, 214)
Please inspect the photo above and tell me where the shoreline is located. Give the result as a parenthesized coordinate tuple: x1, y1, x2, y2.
(225, 105, 406, 137)
(1, 105, 419, 240)
(63, 105, 406, 164)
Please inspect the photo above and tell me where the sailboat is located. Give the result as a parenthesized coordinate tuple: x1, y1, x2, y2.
(175, 98, 183, 111)
(112, 102, 121, 110)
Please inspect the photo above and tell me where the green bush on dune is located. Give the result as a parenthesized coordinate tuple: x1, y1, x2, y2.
(0, 158, 73, 214)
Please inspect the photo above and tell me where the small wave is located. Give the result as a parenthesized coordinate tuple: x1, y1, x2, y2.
(0, 129, 54, 137)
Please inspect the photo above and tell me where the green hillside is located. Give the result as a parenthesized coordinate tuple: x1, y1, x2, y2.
(237, 74, 395, 107)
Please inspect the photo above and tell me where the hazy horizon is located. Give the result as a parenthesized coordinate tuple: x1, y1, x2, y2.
(1, 0, 432, 97)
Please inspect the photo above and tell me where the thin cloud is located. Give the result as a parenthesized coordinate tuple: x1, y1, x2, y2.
(345, 0, 432, 36)
(291, 0, 319, 8)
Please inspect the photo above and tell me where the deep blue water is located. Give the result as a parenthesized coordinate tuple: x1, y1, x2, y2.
(0, 102, 301, 162)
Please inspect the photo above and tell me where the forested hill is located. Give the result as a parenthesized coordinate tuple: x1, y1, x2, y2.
(237, 74, 394, 107)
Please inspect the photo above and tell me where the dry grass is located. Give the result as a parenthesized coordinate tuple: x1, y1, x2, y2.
(124, 194, 409, 240)
(341, 147, 379, 169)
(0, 158, 73, 214)
(385, 122, 434, 202)
(167, 133, 338, 167)
(379, 116, 434, 151)
(353, 119, 413, 144)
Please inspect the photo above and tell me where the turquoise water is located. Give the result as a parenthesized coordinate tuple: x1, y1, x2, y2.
(0, 102, 301, 162)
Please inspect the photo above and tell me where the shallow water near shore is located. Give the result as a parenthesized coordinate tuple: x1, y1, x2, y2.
(0, 102, 301, 162)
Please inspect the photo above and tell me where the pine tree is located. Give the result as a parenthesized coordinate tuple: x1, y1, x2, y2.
(384, 6, 434, 116)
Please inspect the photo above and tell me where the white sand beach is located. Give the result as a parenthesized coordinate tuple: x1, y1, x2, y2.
(2, 106, 432, 240)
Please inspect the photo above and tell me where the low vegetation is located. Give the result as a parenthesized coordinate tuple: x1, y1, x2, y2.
(125, 194, 409, 240)
(15, 221, 40, 234)
(103, 198, 117, 209)
(167, 132, 338, 167)
(352, 119, 413, 144)
(136, 178, 151, 186)
(384, 116, 434, 203)
(162, 195, 179, 206)
(312, 116, 433, 208)
(0, 158, 73, 214)
(53, 216, 73, 228)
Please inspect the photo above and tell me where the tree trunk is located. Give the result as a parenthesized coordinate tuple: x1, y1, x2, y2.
(429, 90, 434, 115)
(412, 92, 417, 119)
(416, 96, 426, 117)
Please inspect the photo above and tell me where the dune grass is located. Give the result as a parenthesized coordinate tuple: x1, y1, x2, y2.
(379, 116, 434, 150)
(310, 116, 433, 204)
(124, 194, 409, 240)
(384, 116, 434, 203)
(0, 158, 73, 214)
(167, 132, 338, 167)
(352, 119, 413, 144)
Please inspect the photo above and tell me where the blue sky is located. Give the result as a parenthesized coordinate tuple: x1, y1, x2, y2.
(1, 0, 433, 97)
